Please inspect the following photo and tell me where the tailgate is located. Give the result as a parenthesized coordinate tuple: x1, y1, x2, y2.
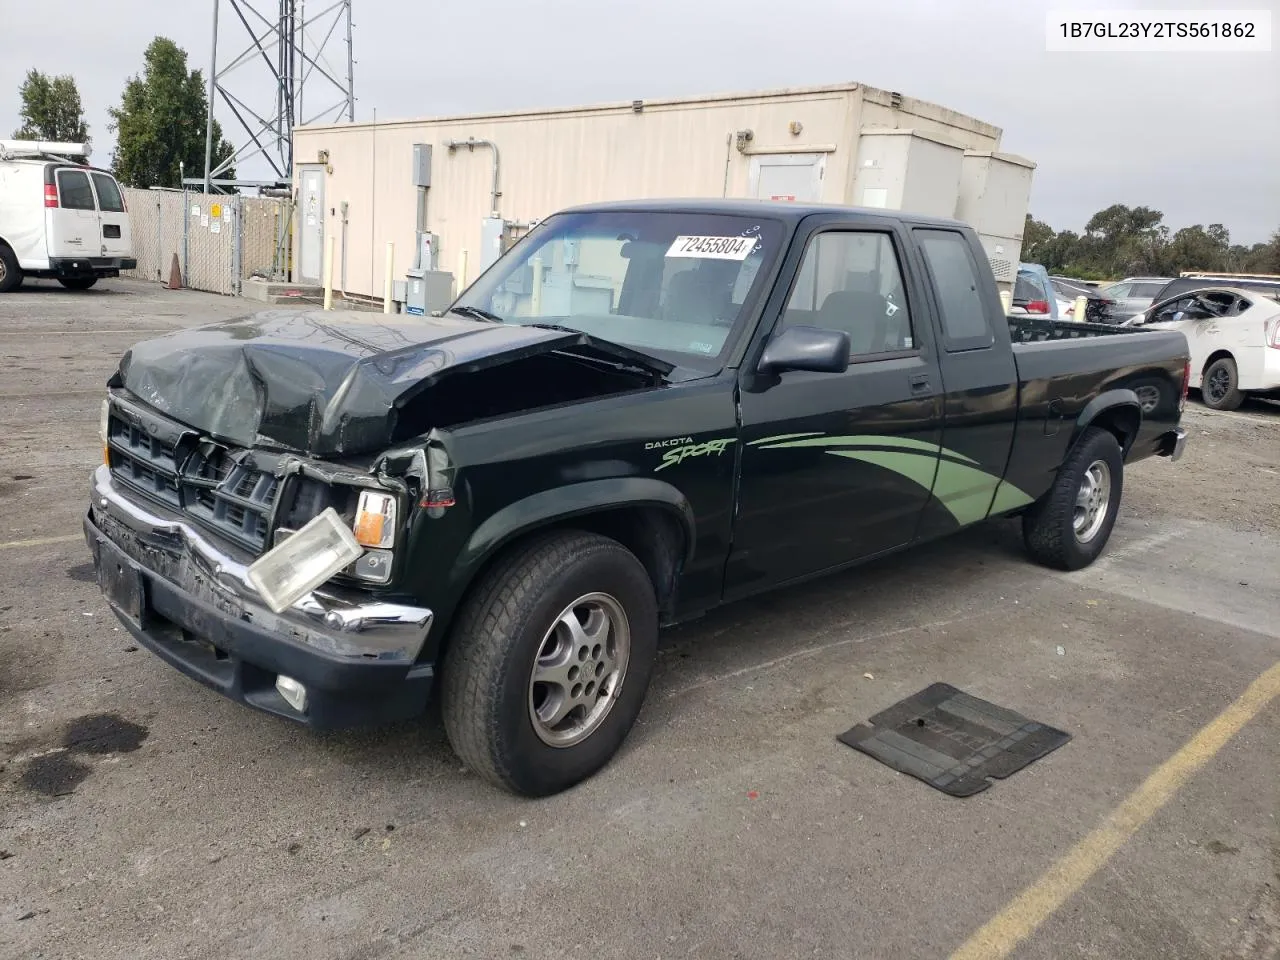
(90, 172, 132, 259)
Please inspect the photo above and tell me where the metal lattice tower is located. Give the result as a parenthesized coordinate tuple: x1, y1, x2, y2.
(200, 0, 354, 193)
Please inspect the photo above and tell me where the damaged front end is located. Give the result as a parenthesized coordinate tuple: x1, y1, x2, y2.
(85, 389, 446, 727)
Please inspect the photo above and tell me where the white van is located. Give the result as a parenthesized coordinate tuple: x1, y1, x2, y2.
(0, 140, 135, 292)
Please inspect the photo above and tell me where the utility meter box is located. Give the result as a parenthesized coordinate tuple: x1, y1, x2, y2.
(404, 268, 456, 316)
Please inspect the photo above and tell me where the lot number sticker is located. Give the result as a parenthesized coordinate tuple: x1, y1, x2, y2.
(666, 235, 756, 260)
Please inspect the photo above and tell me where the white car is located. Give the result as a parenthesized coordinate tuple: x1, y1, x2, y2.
(0, 140, 134, 292)
(1137, 286, 1280, 411)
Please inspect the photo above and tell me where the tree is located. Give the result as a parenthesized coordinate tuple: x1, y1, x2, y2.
(11, 69, 89, 144)
(1165, 224, 1231, 274)
(108, 37, 235, 190)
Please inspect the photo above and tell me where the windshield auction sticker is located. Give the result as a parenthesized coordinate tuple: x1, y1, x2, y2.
(666, 236, 756, 260)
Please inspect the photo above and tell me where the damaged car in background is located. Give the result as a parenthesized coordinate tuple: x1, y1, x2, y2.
(85, 200, 1190, 797)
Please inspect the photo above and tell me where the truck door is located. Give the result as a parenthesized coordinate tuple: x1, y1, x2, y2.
(726, 221, 945, 598)
(910, 227, 1021, 541)
(46, 167, 98, 259)
(89, 172, 132, 260)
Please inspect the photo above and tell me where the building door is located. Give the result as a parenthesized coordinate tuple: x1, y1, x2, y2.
(749, 153, 825, 203)
(298, 165, 325, 284)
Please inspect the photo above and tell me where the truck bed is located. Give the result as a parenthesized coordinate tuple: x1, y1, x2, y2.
(1007, 315, 1153, 343)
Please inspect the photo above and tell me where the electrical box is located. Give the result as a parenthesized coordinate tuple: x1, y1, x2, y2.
(412, 144, 432, 188)
(480, 217, 506, 272)
(849, 129, 964, 218)
(956, 151, 1037, 287)
(415, 231, 438, 271)
(404, 268, 456, 316)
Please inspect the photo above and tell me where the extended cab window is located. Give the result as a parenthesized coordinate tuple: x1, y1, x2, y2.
(91, 173, 125, 213)
(57, 170, 96, 210)
(780, 231, 914, 357)
(915, 229, 994, 350)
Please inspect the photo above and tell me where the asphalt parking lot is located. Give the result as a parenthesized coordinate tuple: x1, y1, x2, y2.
(2, 278, 1277, 960)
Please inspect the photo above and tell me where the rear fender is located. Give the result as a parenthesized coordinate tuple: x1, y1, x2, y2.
(1070, 389, 1142, 457)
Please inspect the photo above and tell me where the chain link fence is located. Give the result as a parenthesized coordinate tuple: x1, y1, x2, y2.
(121, 187, 293, 296)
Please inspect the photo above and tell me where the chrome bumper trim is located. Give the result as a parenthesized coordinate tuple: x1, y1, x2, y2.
(89, 465, 432, 659)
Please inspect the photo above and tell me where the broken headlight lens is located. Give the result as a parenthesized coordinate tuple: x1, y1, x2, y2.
(247, 507, 364, 613)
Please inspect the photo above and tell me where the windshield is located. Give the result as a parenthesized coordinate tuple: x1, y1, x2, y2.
(453, 210, 785, 370)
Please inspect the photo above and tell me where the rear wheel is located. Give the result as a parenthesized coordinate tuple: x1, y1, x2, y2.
(441, 530, 659, 796)
(58, 276, 98, 291)
(1022, 427, 1124, 571)
(0, 244, 22, 293)
(1201, 357, 1244, 411)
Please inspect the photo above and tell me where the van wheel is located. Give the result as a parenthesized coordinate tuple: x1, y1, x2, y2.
(1022, 427, 1124, 571)
(58, 277, 98, 290)
(441, 530, 659, 796)
(0, 245, 22, 293)
(1201, 357, 1243, 411)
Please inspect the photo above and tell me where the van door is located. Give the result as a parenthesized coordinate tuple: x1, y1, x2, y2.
(46, 167, 98, 260)
(90, 172, 132, 260)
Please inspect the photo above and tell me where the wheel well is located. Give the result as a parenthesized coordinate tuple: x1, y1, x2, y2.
(1087, 404, 1140, 455)
(458, 506, 688, 623)
(1203, 349, 1234, 375)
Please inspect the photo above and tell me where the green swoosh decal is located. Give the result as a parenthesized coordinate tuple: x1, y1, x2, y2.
(754, 432, 1036, 526)
(757, 434, 978, 465)
(747, 432, 825, 446)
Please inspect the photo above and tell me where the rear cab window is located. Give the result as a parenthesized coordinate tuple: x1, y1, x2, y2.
(56, 169, 96, 210)
(91, 173, 125, 213)
(915, 229, 995, 351)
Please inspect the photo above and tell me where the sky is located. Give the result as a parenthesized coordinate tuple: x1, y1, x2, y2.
(2, 0, 1277, 244)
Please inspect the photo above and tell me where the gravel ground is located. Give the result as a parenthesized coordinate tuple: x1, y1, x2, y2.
(1, 279, 1277, 960)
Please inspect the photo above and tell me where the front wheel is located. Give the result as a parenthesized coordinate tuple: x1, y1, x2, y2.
(58, 276, 98, 290)
(1022, 427, 1124, 571)
(441, 530, 659, 796)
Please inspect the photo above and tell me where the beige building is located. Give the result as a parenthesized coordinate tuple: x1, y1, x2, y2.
(291, 82, 1033, 302)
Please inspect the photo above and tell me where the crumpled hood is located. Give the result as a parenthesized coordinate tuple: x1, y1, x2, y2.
(114, 309, 670, 456)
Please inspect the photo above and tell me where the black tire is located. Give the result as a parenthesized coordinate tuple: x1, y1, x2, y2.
(1201, 357, 1244, 411)
(58, 276, 98, 291)
(441, 530, 659, 796)
(1022, 426, 1124, 571)
(0, 244, 22, 293)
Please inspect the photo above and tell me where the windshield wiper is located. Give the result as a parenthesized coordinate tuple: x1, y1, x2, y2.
(449, 304, 506, 324)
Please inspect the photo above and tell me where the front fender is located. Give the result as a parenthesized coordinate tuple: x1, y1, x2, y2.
(455, 476, 697, 583)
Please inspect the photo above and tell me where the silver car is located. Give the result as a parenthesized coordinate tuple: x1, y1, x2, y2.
(1099, 277, 1173, 322)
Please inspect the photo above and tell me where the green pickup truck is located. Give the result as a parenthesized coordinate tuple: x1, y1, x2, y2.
(86, 200, 1190, 796)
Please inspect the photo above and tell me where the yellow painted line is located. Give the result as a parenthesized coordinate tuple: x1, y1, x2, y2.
(950, 659, 1280, 960)
(0, 533, 81, 551)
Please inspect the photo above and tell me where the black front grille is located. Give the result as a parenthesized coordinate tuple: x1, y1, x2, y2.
(107, 412, 281, 552)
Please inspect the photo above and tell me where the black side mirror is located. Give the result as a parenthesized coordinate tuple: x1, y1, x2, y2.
(758, 325, 851, 375)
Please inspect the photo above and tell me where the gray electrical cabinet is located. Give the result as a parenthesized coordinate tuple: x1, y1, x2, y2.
(480, 217, 505, 272)
(411, 144, 432, 187)
(404, 269, 456, 316)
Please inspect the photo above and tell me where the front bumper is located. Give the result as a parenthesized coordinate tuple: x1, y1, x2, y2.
(84, 466, 435, 729)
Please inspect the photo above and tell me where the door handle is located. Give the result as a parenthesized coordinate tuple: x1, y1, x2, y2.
(908, 373, 931, 394)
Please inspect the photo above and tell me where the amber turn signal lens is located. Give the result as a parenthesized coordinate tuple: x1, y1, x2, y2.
(353, 491, 396, 549)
